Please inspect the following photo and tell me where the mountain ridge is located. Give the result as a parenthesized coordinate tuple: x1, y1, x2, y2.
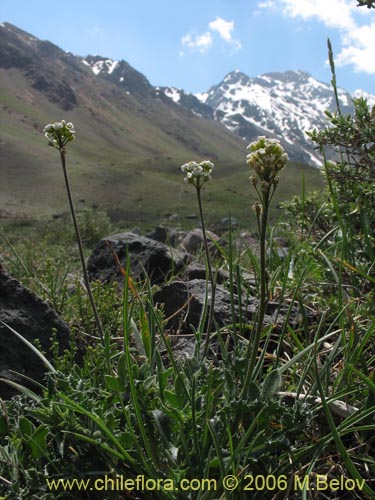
(3, 20, 372, 167)
(161, 69, 374, 165)
(0, 22, 249, 221)
(0, 22, 357, 223)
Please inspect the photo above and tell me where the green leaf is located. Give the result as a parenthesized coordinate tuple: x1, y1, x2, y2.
(164, 390, 182, 409)
(29, 425, 49, 459)
(158, 366, 172, 394)
(261, 369, 281, 401)
(175, 375, 187, 406)
(104, 375, 124, 392)
(19, 416, 34, 439)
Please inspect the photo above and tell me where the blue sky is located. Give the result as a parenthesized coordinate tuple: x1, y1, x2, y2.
(1, 0, 375, 95)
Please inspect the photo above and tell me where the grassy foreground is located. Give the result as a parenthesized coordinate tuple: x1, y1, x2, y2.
(0, 110, 375, 499)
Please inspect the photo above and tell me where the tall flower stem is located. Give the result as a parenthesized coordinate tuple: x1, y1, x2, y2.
(180, 159, 215, 358)
(59, 149, 105, 346)
(242, 197, 269, 396)
(196, 186, 216, 357)
(241, 136, 288, 398)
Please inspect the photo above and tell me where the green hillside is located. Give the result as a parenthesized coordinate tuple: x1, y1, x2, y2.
(0, 24, 325, 228)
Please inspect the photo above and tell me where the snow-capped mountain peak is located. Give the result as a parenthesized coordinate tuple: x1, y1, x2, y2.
(159, 69, 370, 165)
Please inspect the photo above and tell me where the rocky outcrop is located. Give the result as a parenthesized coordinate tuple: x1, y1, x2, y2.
(153, 279, 295, 334)
(0, 266, 71, 399)
(87, 232, 189, 285)
(180, 228, 221, 254)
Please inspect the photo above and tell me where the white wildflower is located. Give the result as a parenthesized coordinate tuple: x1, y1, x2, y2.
(43, 120, 76, 150)
(179, 159, 214, 188)
(246, 136, 288, 185)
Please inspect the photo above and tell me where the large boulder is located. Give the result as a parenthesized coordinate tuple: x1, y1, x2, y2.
(0, 266, 71, 399)
(180, 228, 221, 254)
(153, 279, 295, 334)
(87, 232, 189, 285)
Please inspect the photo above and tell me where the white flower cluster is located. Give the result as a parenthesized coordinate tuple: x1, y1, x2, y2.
(43, 120, 75, 149)
(180, 160, 214, 188)
(246, 136, 288, 184)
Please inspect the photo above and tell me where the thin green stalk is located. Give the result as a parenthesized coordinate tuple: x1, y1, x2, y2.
(59, 149, 105, 346)
(196, 186, 216, 357)
(327, 38, 341, 116)
(242, 137, 288, 396)
(242, 199, 269, 396)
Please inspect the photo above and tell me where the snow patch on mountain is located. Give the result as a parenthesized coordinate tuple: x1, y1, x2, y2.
(193, 70, 364, 165)
(164, 87, 181, 103)
(160, 69, 375, 165)
(87, 58, 118, 75)
(81, 53, 375, 166)
(352, 89, 375, 107)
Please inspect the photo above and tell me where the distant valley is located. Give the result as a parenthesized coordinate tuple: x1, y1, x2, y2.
(1, 22, 363, 225)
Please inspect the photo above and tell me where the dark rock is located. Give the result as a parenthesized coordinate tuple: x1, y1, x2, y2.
(0, 267, 71, 399)
(180, 228, 220, 253)
(185, 263, 255, 288)
(87, 232, 189, 285)
(185, 264, 256, 292)
(154, 279, 248, 333)
(154, 279, 294, 334)
(162, 336, 196, 361)
(185, 264, 229, 284)
(147, 226, 177, 245)
(147, 226, 187, 248)
(0, 44, 31, 69)
(30, 72, 77, 110)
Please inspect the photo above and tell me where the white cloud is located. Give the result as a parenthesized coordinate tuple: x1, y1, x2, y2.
(273, 0, 356, 31)
(181, 31, 213, 53)
(209, 17, 242, 49)
(258, 0, 375, 74)
(181, 17, 241, 54)
(336, 19, 375, 73)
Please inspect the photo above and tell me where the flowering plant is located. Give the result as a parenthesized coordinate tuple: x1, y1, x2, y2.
(43, 120, 75, 150)
(247, 136, 288, 189)
(181, 160, 214, 188)
(43, 120, 105, 347)
(242, 136, 287, 396)
(179, 158, 215, 355)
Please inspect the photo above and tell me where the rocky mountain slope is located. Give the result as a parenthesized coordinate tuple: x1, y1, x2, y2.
(0, 22, 245, 221)
(161, 70, 374, 165)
